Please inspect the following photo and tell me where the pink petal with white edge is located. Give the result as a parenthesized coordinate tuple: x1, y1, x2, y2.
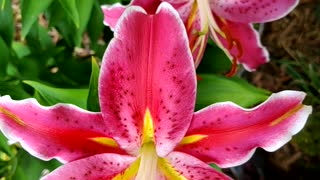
(162, 0, 194, 23)
(210, 0, 299, 23)
(213, 20, 269, 71)
(101, 0, 161, 31)
(101, 3, 126, 31)
(176, 90, 312, 168)
(165, 151, 231, 179)
(41, 153, 136, 180)
(0, 96, 126, 163)
(99, 3, 196, 156)
(131, 0, 161, 14)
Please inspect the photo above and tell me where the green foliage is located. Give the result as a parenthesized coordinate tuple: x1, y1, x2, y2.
(285, 61, 320, 104)
(0, 0, 122, 178)
(11, 150, 61, 180)
(24, 80, 89, 108)
(0, 0, 14, 46)
(88, 1, 104, 47)
(0, 36, 9, 78)
(0, 133, 12, 157)
(293, 113, 320, 157)
(281, 54, 320, 157)
(20, 0, 53, 38)
(197, 43, 232, 74)
(196, 74, 270, 110)
(58, 0, 80, 28)
(87, 57, 101, 112)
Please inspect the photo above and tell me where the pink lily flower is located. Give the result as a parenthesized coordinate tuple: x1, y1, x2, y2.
(102, 0, 299, 72)
(0, 3, 311, 180)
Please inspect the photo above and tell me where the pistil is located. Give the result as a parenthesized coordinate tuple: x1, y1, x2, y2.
(135, 143, 159, 180)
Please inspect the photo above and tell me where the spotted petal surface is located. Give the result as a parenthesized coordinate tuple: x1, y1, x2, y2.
(210, 0, 299, 23)
(41, 153, 136, 180)
(164, 152, 231, 180)
(175, 91, 312, 168)
(0, 96, 126, 163)
(99, 3, 196, 156)
(162, 0, 194, 23)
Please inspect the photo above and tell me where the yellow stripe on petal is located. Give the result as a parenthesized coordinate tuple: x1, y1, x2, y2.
(0, 107, 25, 126)
(270, 104, 304, 126)
(113, 158, 141, 180)
(179, 134, 207, 145)
(158, 157, 187, 180)
(142, 108, 154, 144)
(89, 137, 118, 148)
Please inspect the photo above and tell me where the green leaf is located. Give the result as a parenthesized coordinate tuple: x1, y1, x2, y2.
(16, 56, 40, 80)
(0, 0, 14, 46)
(0, 81, 30, 99)
(55, 53, 92, 86)
(20, 0, 53, 38)
(0, 36, 9, 78)
(87, 1, 104, 45)
(26, 22, 53, 52)
(1, 0, 4, 9)
(197, 43, 231, 74)
(196, 74, 270, 110)
(0, 132, 12, 156)
(0, 159, 11, 179)
(23, 80, 89, 108)
(210, 163, 222, 172)
(87, 57, 100, 112)
(58, 0, 80, 28)
(77, 0, 94, 36)
(308, 64, 320, 90)
(46, 1, 75, 46)
(12, 42, 31, 59)
(12, 149, 61, 180)
(47, 0, 94, 47)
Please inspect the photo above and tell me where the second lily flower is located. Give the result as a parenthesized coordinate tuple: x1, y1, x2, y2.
(102, 0, 299, 72)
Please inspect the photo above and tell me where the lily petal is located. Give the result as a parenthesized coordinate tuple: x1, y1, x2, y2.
(101, 4, 126, 31)
(131, 0, 161, 13)
(0, 96, 126, 163)
(41, 153, 136, 180)
(163, 0, 194, 23)
(213, 19, 269, 71)
(176, 91, 312, 168)
(160, 151, 231, 179)
(210, 0, 299, 23)
(99, 3, 196, 156)
(101, 0, 161, 31)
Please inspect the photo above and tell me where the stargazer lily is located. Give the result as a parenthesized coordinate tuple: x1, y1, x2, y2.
(0, 3, 311, 180)
(102, 0, 299, 74)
